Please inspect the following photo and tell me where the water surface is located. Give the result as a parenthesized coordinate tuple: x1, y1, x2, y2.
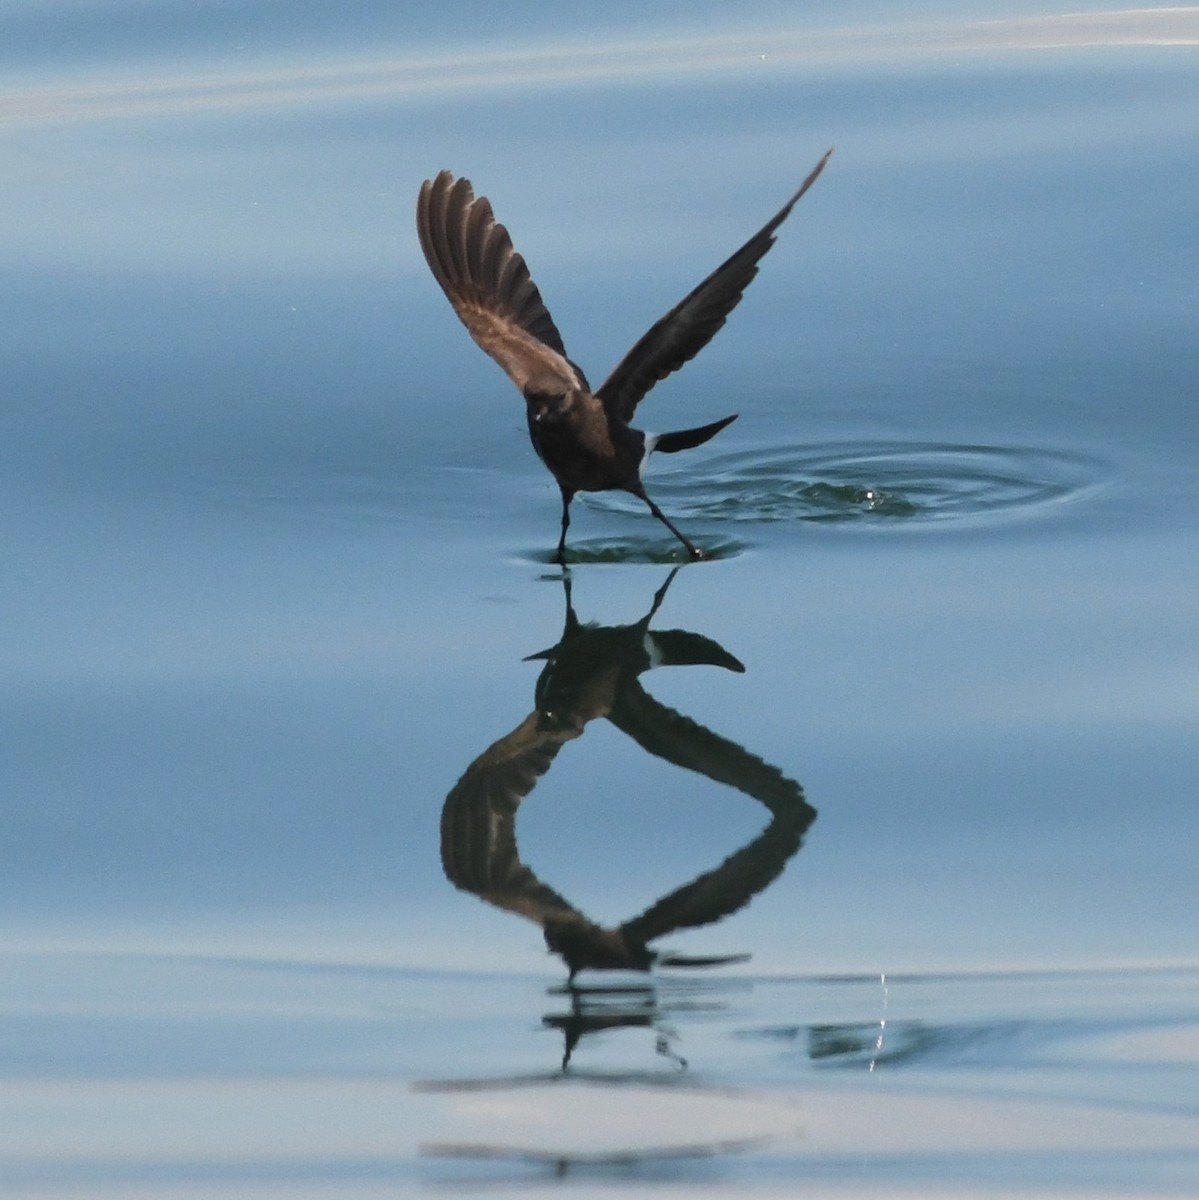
(2, 3, 1198, 1195)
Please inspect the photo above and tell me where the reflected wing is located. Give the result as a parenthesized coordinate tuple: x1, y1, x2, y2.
(607, 681, 815, 944)
(440, 713, 581, 925)
(417, 171, 588, 394)
(608, 680, 813, 819)
(621, 802, 811, 946)
(596, 149, 832, 421)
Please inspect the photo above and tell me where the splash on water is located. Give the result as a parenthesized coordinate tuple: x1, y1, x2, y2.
(590, 441, 1105, 528)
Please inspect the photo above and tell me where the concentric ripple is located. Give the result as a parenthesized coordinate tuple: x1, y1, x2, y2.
(589, 441, 1105, 527)
(525, 535, 745, 566)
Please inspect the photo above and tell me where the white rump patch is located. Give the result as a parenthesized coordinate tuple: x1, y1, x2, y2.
(640, 433, 659, 478)
(642, 632, 665, 668)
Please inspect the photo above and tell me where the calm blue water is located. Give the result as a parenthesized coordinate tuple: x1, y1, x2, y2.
(3, 3, 1198, 1196)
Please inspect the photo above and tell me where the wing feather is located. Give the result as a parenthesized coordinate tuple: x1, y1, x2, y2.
(416, 170, 584, 394)
(596, 148, 833, 421)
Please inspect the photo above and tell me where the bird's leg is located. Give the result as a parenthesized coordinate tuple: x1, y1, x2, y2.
(646, 566, 682, 621)
(634, 486, 705, 561)
(555, 486, 574, 565)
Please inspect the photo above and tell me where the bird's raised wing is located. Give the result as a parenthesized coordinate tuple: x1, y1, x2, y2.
(607, 681, 815, 947)
(417, 171, 587, 395)
(440, 712, 580, 925)
(596, 148, 832, 422)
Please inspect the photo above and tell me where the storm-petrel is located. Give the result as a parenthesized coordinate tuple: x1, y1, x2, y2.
(416, 148, 832, 562)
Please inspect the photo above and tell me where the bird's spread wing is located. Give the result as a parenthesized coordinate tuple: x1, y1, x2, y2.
(608, 680, 812, 820)
(596, 148, 833, 422)
(620, 802, 810, 947)
(440, 712, 581, 925)
(417, 170, 587, 394)
(607, 684, 815, 946)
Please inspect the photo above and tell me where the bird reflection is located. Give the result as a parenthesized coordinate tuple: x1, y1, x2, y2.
(440, 569, 815, 995)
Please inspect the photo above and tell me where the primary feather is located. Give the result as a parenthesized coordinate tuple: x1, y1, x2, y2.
(416, 170, 586, 394)
(415, 151, 833, 561)
(596, 148, 833, 421)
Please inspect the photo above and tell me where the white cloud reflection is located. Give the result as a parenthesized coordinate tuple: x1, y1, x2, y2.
(3, 7, 1198, 127)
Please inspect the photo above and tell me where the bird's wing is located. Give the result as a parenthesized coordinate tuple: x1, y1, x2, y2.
(608, 683, 815, 947)
(608, 679, 813, 821)
(620, 802, 810, 946)
(596, 148, 832, 422)
(440, 712, 581, 926)
(417, 170, 588, 394)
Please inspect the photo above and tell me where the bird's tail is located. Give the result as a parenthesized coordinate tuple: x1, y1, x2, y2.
(652, 413, 738, 454)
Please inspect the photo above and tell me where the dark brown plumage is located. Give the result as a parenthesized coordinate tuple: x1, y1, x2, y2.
(416, 148, 832, 561)
(439, 569, 815, 983)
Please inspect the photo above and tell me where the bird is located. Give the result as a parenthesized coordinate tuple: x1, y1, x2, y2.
(439, 568, 815, 986)
(416, 148, 832, 562)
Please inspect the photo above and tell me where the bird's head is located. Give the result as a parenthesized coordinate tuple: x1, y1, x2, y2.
(522, 374, 571, 420)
